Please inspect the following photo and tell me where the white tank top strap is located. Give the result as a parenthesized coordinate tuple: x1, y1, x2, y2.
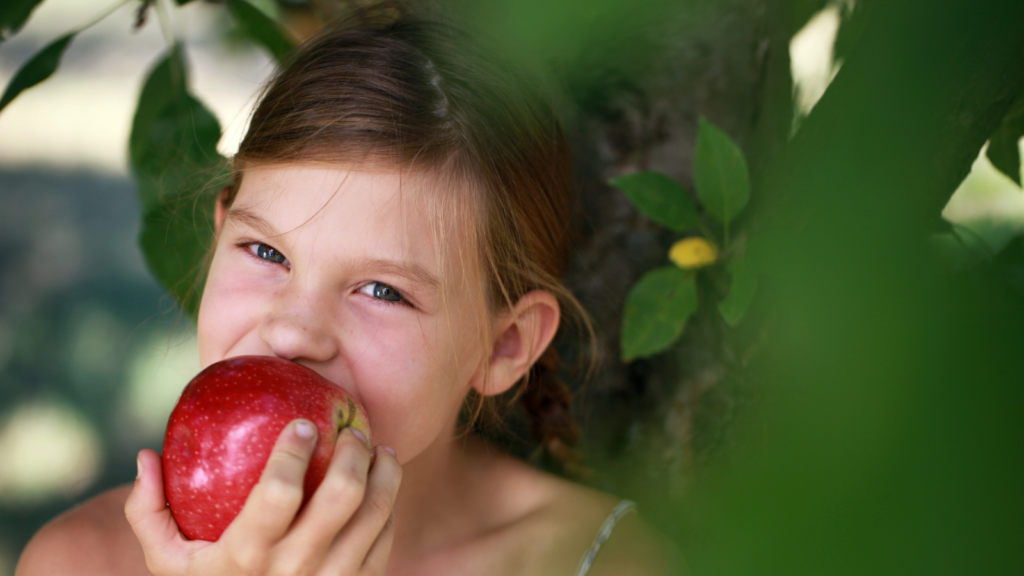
(573, 499, 638, 576)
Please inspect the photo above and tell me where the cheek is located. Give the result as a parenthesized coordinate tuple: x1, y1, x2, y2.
(196, 251, 267, 368)
(348, 322, 480, 459)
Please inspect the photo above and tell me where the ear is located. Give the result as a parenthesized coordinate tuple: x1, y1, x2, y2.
(214, 186, 231, 236)
(473, 290, 561, 397)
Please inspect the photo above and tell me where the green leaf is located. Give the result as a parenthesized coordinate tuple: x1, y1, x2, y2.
(610, 172, 700, 231)
(694, 117, 750, 224)
(130, 45, 186, 169)
(0, 33, 73, 113)
(621, 266, 698, 361)
(131, 46, 230, 318)
(986, 94, 1024, 186)
(832, 0, 870, 68)
(245, 0, 281, 20)
(930, 225, 996, 271)
(227, 0, 295, 64)
(0, 0, 45, 41)
(718, 256, 758, 327)
(134, 91, 228, 316)
(130, 46, 188, 211)
(135, 99, 229, 318)
(139, 193, 218, 318)
(133, 91, 225, 207)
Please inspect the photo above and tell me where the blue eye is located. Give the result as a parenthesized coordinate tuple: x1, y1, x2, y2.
(361, 282, 403, 303)
(250, 243, 287, 265)
(373, 282, 402, 302)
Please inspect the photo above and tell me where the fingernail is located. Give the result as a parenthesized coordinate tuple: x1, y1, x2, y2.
(295, 420, 316, 440)
(136, 456, 143, 480)
(382, 446, 397, 459)
(349, 427, 367, 445)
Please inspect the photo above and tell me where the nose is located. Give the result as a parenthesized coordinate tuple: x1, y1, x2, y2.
(259, 284, 338, 364)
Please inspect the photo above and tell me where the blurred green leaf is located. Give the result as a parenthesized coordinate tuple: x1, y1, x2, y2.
(610, 172, 700, 231)
(136, 118, 226, 318)
(832, 0, 870, 66)
(718, 256, 758, 327)
(930, 225, 996, 270)
(986, 93, 1024, 186)
(134, 91, 225, 203)
(130, 46, 229, 318)
(130, 45, 188, 211)
(621, 266, 697, 361)
(459, 0, 665, 81)
(245, 0, 280, 20)
(0, 33, 73, 113)
(0, 0, 45, 41)
(227, 0, 294, 64)
(174, 0, 197, 5)
(130, 47, 226, 212)
(680, 1, 1024, 575)
(139, 192, 218, 318)
(695, 117, 750, 225)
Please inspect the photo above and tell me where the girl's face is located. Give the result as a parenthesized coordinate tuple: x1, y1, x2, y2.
(197, 163, 488, 463)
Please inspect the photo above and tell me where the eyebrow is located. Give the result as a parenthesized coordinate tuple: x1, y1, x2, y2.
(360, 258, 441, 290)
(227, 207, 441, 290)
(226, 207, 279, 239)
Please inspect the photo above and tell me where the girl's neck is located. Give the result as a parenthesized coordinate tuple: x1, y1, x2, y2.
(388, 419, 530, 561)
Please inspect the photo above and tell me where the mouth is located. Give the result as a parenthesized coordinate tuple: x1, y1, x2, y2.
(279, 358, 363, 405)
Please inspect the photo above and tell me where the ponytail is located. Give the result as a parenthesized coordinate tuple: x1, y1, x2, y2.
(519, 347, 589, 477)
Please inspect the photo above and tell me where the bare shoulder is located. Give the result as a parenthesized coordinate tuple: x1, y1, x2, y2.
(580, 506, 683, 576)
(16, 484, 150, 576)
(489, 456, 681, 576)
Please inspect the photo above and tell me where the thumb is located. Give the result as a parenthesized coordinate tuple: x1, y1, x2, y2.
(124, 449, 187, 573)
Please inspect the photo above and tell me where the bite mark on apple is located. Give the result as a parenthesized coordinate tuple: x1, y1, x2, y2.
(337, 397, 356, 433)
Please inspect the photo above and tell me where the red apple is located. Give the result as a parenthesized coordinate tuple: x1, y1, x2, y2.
(161, 355, 371, 541)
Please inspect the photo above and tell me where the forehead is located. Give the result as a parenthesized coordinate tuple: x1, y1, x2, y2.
(235, 163, 424, 232)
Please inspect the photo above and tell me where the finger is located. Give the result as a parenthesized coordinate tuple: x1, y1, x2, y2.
(124, 449, 188, 574)
(284, 427, 373, 552)
(361, 511, 396, 575)
(222, 419, 318, 555)
(323, 445, 402, 574)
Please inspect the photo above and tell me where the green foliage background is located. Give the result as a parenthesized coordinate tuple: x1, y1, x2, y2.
(2, 0, 1024, 574)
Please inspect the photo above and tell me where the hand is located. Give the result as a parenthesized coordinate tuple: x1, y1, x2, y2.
(125, 421, 402, 575)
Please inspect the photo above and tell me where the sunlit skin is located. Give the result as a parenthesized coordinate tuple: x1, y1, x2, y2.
(15, 162, 677, 576)
(196, 163, 565, 564)
(198, 164, 495, 468)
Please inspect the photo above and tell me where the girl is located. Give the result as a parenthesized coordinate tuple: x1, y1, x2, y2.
(17, 6, 677, 576)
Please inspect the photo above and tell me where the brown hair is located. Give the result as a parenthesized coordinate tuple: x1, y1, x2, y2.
(226, 4, 596, 470)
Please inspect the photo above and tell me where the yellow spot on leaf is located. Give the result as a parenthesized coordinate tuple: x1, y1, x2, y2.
(669, 237, 718, 269)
